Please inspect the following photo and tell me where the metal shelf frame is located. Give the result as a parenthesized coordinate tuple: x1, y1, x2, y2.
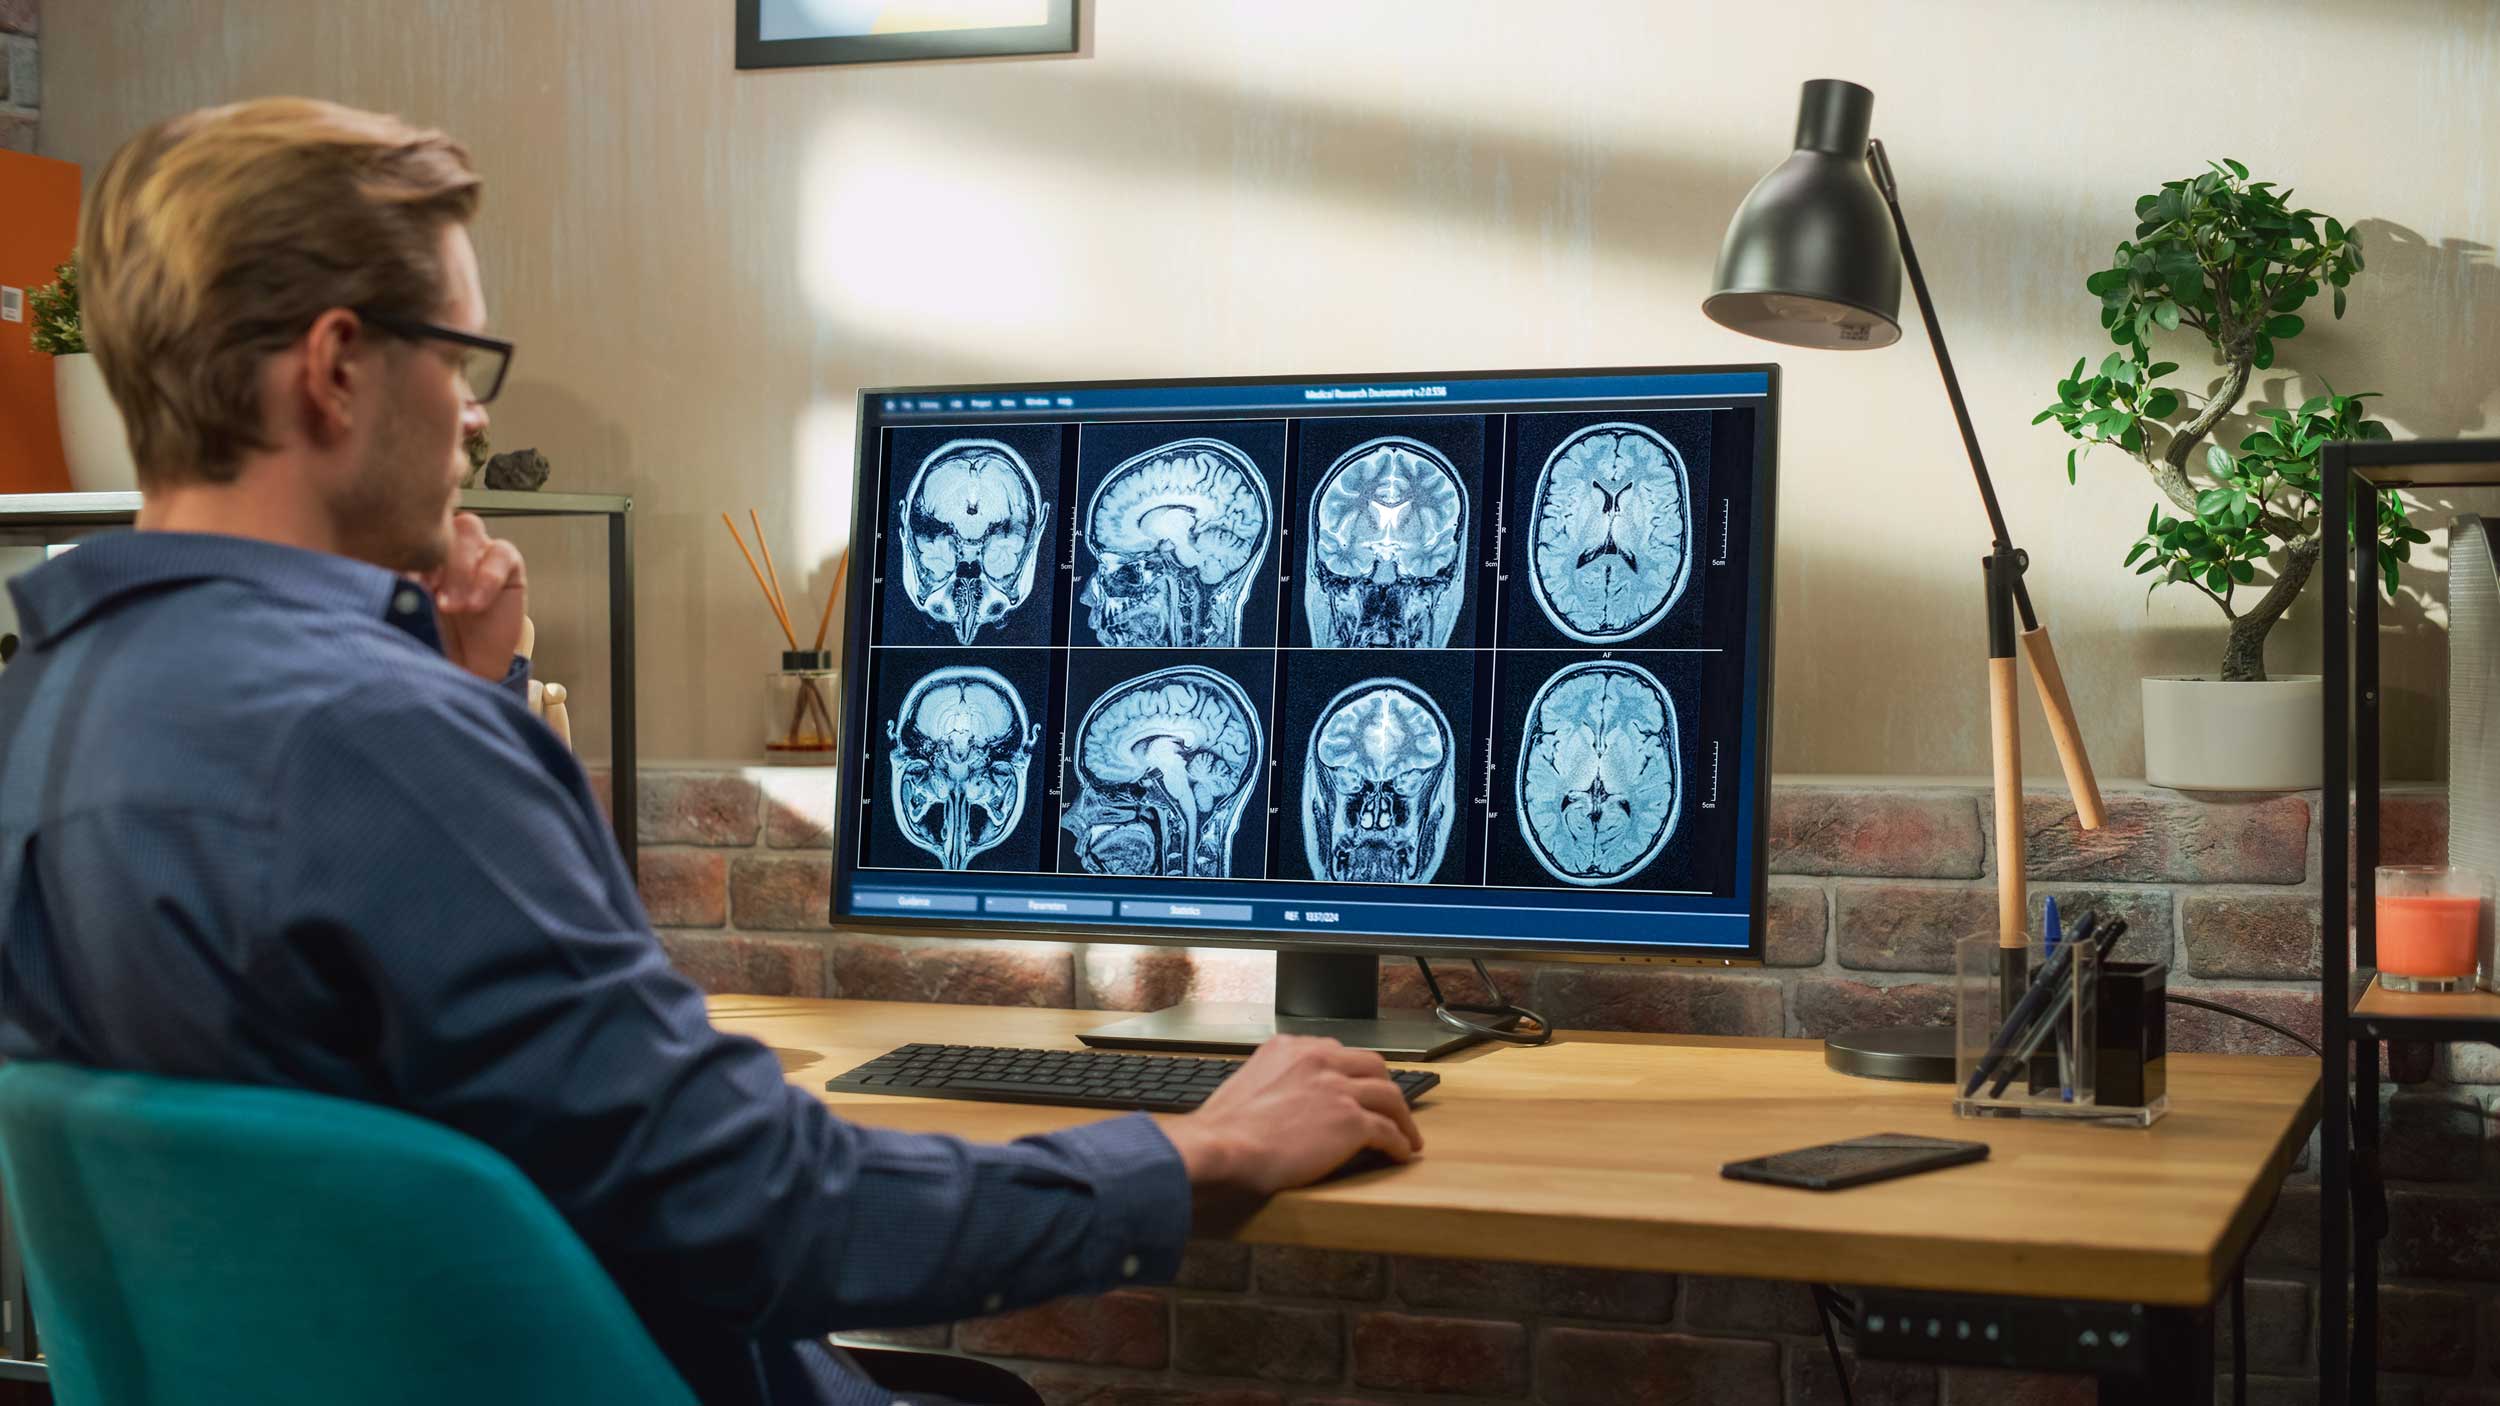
(2321, 437, 2500, 1406)
(0, 489, 638, 875)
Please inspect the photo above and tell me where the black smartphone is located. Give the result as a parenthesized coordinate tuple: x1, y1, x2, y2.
(1721, 1133, 1989, 1191)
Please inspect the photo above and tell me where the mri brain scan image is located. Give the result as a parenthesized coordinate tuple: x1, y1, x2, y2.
(1527, 423, 1693, 643)
(1062, 666, 1264, 877)
(1302, 680, 1456, 884)
(1079, 439, 1272, 647)
(887, 665, 1041, 870)
(1515, 661, 1682, 886)
(897, 439, 1052, 645)
(1304, 437, 1469, 648)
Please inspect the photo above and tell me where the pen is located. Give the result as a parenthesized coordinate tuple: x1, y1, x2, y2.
(1962, 914, 2099, 1097)
(1987, 917, 2130, 1099)
(2047, 899, 2072, 1101)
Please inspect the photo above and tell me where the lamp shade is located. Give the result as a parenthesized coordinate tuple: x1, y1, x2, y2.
(1702, 79, 1903, 350)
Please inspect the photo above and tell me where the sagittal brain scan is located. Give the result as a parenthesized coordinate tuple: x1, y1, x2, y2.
(1304, 437, 1469, 648)
(898, 439, 1052, 645)
(1079, 439, 1272, 647)
(1528, 422, 1693, 643)
(1302, 679, 1457, 883)
(887, 665, 1041, 870)
(1516, 660, 1682, 885)
(1062, 666, 1263, 877)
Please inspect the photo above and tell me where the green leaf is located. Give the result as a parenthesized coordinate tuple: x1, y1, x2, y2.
(2325, 215, 2344, 241)
(2253, 338, 2276, 370)
(2121, 421, 2145, 454)
(2207, 444, 2234, 476)
(2154, 300, 2182, 331)
(2032, 406, 2059, 426)
(2266, 314, 2306, 338)
(2146, 389, 2180, 417)
(2298, 395, 2331, 417)
(2230, 560, 2256, 584)
(2224, 157, 2249, 179)
(2125, 542, 2151, 566)
(2066, 447, 2078, 483)
(2384, 558, 2400, 596)
(2148, 504, 2161, 534)
(2359, 421, 2394, 442)
(2197, 488, 2234, 515)
(2149, 361, 2181, 378)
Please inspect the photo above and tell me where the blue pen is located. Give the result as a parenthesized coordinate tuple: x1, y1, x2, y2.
(2043, 898, 2074, 1101)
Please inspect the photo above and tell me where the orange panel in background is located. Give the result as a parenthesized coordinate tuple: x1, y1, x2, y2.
(0, 150, 82, 494)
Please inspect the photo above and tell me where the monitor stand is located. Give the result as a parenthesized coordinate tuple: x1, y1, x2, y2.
(1078, 951, 1490, 1061)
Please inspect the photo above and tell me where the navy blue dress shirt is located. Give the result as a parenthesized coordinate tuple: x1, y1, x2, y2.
(0, 532, 1191, 1405)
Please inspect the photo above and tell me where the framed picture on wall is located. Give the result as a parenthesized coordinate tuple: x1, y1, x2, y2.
(736, 0, 1079, 70)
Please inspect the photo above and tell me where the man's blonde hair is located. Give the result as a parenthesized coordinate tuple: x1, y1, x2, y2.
(80, 98, 483, 487)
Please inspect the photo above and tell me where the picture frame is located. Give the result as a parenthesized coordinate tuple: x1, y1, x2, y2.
(736, 0, 1079, 70)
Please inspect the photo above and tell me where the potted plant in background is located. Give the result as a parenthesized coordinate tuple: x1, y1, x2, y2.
(2037, 160, 2420, 791)
(28, 256, 139, 493)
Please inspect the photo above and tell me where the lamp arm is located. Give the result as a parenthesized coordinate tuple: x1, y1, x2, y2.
(1866, 139, 2021, 588)
(1868, 139, 2107, 832)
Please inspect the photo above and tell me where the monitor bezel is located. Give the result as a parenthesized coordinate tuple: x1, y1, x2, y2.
(831, 362, 1779, 968)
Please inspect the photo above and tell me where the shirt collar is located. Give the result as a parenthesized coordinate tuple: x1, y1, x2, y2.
(7, 531, 441, 649)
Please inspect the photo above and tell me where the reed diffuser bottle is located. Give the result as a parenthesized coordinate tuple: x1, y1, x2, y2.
(768, 650, 839, 762)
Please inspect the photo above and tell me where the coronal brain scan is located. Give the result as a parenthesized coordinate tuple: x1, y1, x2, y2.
(1079, 439, 1273, 647)
(1305, 437, 1469, 648)
(887, 665, 1041, 870)
(1303, 680, 1456, 884)
(1528, 423, 1693, 643)
(897, 438, 1052, 645)
(1515, 660, 1682, 886)
(1062, 666, 1264, 877)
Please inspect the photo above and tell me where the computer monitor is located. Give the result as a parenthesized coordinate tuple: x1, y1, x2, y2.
(832, 364, 1779, 1057)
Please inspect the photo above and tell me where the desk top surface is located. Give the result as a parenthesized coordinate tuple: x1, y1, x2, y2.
(710, 996, 2320, 1307)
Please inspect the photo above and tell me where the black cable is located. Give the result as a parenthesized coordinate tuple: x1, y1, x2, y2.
(1811, 1285, 1857, 1406)
(2166, 993, 2322, 1057)
(1413, 957, 1553, 1046)
(2231, 1268, 2247, 1406)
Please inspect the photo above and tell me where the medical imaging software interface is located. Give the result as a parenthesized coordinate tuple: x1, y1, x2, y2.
(836, 368, 1775, 955)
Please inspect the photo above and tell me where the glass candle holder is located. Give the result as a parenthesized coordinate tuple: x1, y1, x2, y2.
(2377, 865, 2486, 993)
(766, 650, 839, 765)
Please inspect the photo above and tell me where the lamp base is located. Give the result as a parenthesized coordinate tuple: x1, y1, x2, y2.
(1824, 1025, 1956, 1083)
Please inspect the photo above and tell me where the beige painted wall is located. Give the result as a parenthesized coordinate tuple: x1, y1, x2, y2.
(36, 0, 2500, 776)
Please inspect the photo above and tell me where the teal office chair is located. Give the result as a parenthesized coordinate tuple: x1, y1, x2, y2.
(0, 1061, 698, 1406)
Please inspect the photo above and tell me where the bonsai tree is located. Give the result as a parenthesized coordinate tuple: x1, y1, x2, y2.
(27, 257, 82, 356)
(2035, 160, 2420, 681)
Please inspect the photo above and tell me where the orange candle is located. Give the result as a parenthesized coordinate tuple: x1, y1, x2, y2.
(2378, 894, 2482, 980)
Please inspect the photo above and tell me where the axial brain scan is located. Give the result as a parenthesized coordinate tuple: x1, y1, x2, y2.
(897, 439, 1052, 645)
(1062, 666, 1264, 877)
(1302, 680, 1456, 884)
(1079, 439, 1273, 647)
(887, 665, 1041, 870)
(1304, 437, 1469, 649)
(1515, 660, 1682, 886)
(1528, 423, 1693, 642)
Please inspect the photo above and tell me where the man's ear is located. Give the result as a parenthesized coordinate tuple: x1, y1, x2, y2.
(296, 308, 372, 448)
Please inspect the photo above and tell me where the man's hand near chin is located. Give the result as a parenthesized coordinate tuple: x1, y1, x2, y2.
(420, 512, 529, 682)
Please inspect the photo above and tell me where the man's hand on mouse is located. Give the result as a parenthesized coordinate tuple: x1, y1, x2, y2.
(1162, 1035, 1422, 1196)
(421, 512, 529, 682)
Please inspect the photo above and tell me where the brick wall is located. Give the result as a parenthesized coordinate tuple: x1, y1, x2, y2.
(0, 1, 34, 154)
(635, 766, 2486, 1406)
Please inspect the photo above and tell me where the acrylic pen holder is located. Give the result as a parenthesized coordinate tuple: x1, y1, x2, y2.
(766, 650, 840, 765)
(1952, 933, 2166, 1127)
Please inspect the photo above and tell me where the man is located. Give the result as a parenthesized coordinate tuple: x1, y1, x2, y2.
(0, 99, 1422, 1406)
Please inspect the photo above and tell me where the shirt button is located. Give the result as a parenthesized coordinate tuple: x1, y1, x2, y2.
(392, 588, 424, 617)
(981, 1292, 1003, 1313)
(1120, 1254, 1141, 1280)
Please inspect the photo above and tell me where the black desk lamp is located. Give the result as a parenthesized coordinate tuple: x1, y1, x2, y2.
(1704, 78, 2108, 1081)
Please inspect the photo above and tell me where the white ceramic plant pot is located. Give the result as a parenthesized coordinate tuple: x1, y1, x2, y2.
(2142, 675, 2323, 792)
(54, 353, 139, 493)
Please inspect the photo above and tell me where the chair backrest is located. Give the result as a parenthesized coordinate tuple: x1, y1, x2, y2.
(0, 1062, 697, 1406)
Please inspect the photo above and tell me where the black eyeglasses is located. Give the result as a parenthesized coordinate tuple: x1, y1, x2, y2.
(355, 309, 515, 405)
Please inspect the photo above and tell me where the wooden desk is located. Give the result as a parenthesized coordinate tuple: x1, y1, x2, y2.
(713, 996, 2320, 1399)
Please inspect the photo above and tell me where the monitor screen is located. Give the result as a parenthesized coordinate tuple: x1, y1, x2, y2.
(832, 365, 1777, 962)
